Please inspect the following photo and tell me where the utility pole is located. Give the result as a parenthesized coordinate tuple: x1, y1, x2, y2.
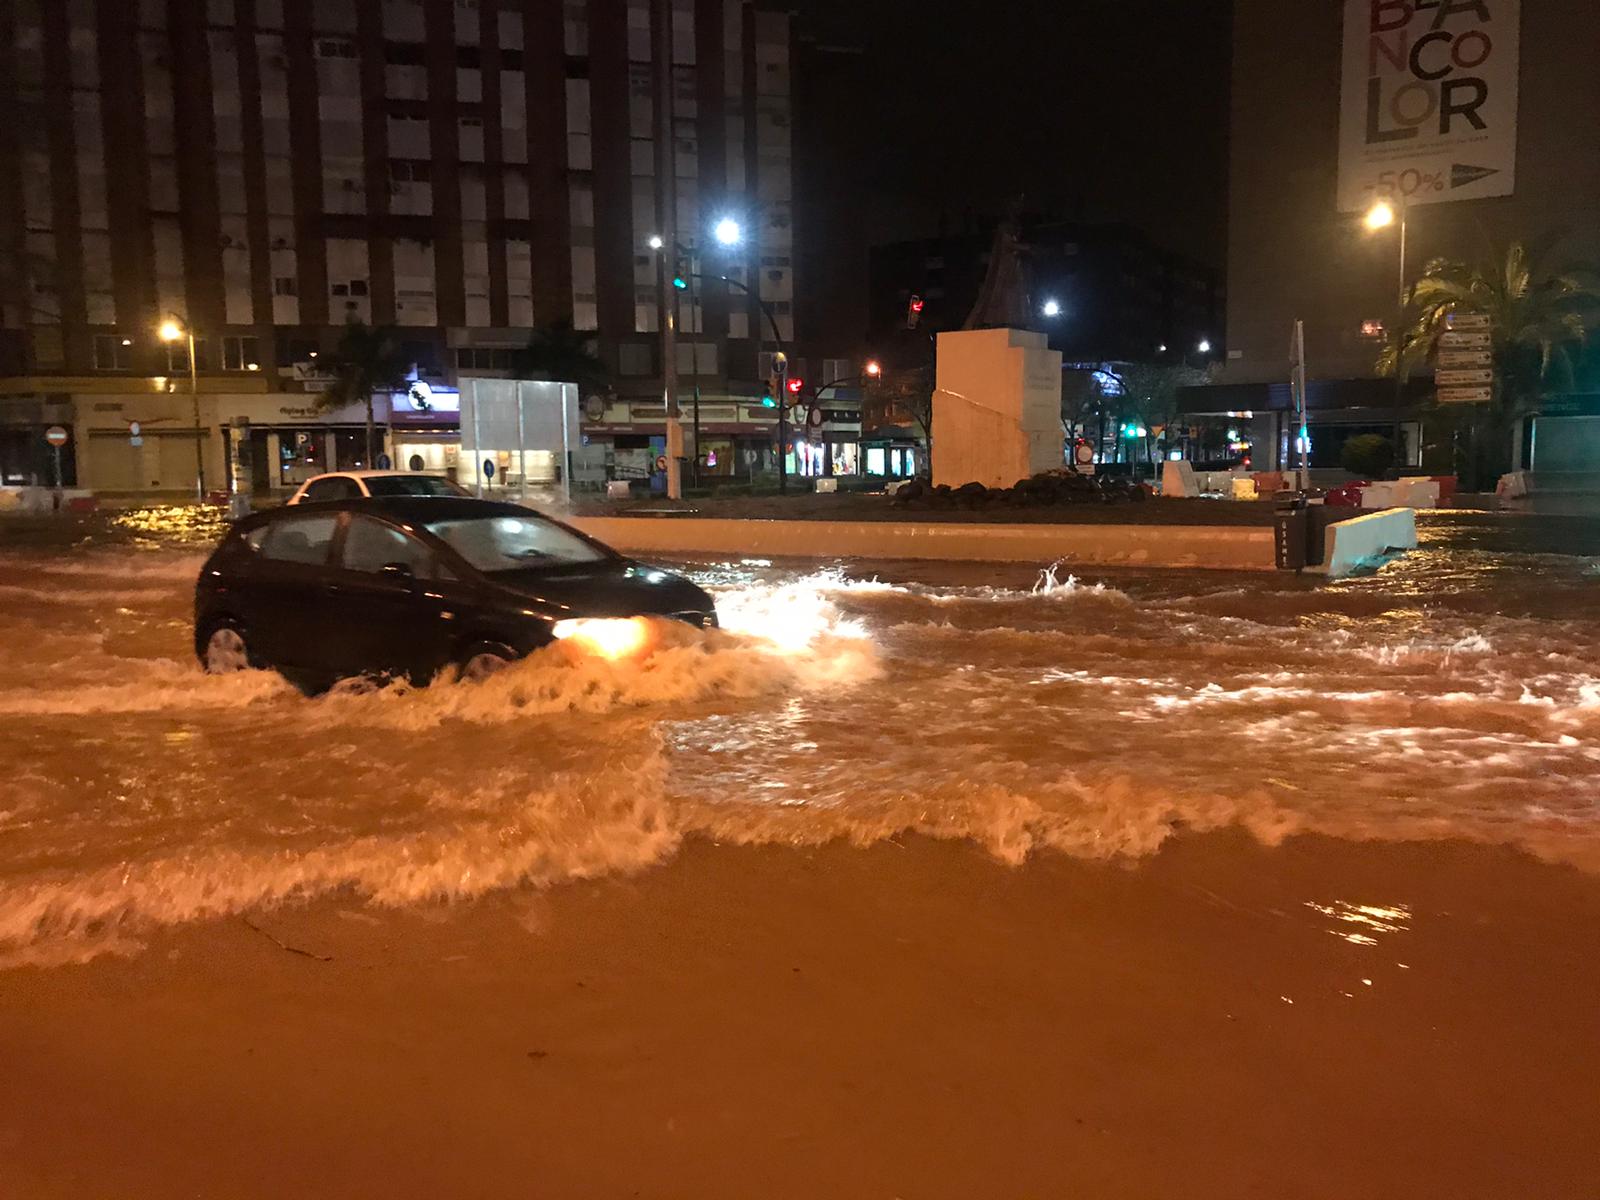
(773, 351, 789, 495)
(1291, 318, 1309, 490)
(652, 0, 683, 500)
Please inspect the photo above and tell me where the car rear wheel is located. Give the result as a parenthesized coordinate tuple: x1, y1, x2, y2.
(202, 624, 251, 674)
(460, 642, 515, 682)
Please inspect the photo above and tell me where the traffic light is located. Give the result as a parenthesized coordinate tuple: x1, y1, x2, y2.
(760, 387, 776, 409)
(672, 274, 687, 291)
(906, 295, 924, 330)
(786, 376, 804, 395)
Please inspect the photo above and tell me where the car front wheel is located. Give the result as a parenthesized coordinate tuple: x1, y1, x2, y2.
(459, 641, 516, 682)
(201, 623, 252, 674)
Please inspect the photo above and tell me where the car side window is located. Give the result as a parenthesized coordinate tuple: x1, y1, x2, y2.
(303, 477, 359, 503)
(341, 515, 433, 577)
(258, 514, 338, 566)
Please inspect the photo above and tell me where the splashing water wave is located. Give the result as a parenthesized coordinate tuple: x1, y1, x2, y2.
(3, 543, 1600, 966)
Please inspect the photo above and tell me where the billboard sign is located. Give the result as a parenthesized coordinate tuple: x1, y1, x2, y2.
(1338, 0, 1520, 212)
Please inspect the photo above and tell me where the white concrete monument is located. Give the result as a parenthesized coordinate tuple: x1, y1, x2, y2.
(932, 328, 1063, 489)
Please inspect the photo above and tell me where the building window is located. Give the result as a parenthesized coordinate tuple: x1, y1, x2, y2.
(273, 276, 297, 296)
(389, 159, 432, 183)
(315, 38, 357, 59)
(454, 347, 518, 370)
(165, 340, 206, 372)
(1360, 319, 1386, 340)
(384, 41, 426, 65)
(92, 334, 133, 370)
(618, 343, 653, 376)
(222, 335, 261, 371)
(276, 338, 320, 367)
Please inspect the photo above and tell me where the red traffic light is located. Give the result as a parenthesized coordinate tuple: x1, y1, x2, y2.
(786, 376, 804, 394)
(909, 296, 924, 313)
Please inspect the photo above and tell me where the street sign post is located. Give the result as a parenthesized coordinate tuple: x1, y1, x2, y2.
(1438, 386, 1493, 404)
(1437, 349, 1492, 369)
(1436, 369, 1494, 387)
(44, 425, 67, 494)
(1445, 312, 1491, 330)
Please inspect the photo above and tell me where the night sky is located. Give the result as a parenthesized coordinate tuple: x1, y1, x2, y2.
(791, 0, 1232, 268)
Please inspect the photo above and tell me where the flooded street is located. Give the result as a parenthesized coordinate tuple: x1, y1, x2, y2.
(4, 508, 1599, 965)
(5, 507, 1600, 1199)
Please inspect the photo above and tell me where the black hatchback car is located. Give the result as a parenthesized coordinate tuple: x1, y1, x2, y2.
(194, 497, 717, 687)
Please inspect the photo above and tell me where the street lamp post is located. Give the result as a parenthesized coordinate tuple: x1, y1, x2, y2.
(159, 317, 203, 500)
(1364, 195, 1409, 308)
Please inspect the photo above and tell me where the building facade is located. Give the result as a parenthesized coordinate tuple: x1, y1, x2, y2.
(1203, 0, 1600, 478)
(0, 0, 815, 496)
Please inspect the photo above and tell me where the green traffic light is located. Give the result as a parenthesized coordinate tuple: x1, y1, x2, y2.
(761, 394, 776, 408)
(672, 276, 687, 290)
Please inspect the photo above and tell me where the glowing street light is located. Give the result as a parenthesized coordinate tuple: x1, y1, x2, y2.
(1364, 200, 1396, 231)
(1041, 298, 1062, 318)
(647, 234, 665, 251)
(1197, 339, 1212, 355)
(713, 216, 742, 247)
(864, 359, 882, 378)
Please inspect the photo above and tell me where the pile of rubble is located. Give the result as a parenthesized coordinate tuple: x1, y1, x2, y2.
(890, 470, 1152, 510)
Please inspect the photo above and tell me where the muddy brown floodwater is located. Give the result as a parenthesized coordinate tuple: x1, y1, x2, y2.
(1, 506, 1598, 1197)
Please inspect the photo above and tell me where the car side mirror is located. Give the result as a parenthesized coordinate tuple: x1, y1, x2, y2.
(381, 561, 415, 581)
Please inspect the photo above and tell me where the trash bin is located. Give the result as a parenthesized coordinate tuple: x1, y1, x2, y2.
(1274, 495, 1309, 571)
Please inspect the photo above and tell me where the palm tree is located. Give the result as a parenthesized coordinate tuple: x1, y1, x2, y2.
(1377, 241, 1600, 487)
(510, 319, 609, 394)
(1379, 241, 1599, 408)
(316, 323, 413, 468)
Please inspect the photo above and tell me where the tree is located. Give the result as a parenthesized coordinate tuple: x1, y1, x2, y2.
(317, 323, 413, 468)
(1099, 362, 1211, 477)
(868, 363, 934, 444)
(510, 319, 609, 394)
(1340, 433, 1396, 478)
(1378, 241, 1600, 486)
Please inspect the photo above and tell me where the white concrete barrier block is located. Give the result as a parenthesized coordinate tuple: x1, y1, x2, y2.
(1161, 460, 1198, 497)
(606, 480, 632, 498)
(1315, 507, 1418, 578)
(814, 478, 838, 494)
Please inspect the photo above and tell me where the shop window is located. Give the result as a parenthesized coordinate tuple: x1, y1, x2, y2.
(866, 447, 886, 476)
(93, 334, 133, 370)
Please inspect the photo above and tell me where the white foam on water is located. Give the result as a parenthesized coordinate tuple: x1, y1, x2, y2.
(5, 544, 1600, 967)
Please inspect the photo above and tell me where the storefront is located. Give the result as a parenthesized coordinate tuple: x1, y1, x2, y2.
(861, 425, 926, 479)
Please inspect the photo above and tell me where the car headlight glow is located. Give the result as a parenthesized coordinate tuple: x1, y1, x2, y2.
(551, 617, 650, 660)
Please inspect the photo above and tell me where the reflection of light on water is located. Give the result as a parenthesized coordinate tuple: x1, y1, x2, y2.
(712, 571, 876, 655)
(1305, 900, 1412, 946)
(110, 504, 230, 543)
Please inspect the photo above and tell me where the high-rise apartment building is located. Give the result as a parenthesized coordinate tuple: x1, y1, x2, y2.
(0, 0, 819, 495)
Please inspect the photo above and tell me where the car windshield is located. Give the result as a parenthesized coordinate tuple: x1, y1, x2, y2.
(423, 514, 609, 572)
(364, 476, 470, 498)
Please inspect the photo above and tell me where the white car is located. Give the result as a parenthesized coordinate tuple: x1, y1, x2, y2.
(286, 470, 471, 505)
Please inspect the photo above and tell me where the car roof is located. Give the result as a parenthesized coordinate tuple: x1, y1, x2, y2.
(269, 495, 543, 522)
(303, 470, 449, 480)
